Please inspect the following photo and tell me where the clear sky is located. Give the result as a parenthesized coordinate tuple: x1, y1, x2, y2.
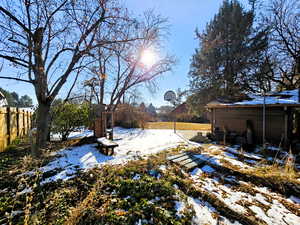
(0, 0, 250, 107)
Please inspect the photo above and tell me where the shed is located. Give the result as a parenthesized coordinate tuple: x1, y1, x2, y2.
(207, 89, 300, 146)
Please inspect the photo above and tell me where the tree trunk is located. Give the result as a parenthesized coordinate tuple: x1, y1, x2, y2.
(33, 102, 51, 156)
(100, 78, 105, 105)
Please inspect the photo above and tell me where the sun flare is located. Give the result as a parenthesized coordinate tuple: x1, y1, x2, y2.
(140, 49, 156, 68)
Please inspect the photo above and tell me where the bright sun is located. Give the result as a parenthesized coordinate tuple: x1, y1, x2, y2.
(140, 49, 156, 68)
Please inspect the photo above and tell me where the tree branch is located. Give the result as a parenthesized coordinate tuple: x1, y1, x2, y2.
(0, 6, 32, 36)
(0, 76, 33, 83)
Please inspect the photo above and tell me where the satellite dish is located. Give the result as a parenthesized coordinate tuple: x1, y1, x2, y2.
(164, 90, 176, 102)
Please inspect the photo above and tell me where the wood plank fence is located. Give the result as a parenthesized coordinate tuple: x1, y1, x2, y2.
(0, 107, 33, 152)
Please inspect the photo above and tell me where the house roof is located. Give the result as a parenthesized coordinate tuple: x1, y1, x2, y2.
(170, 103, 188, 114)
(0, 91, 8, 107)
(207, 89, 300, 108)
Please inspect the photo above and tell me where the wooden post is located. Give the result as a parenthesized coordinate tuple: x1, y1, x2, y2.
(7, 107, 10, 145)
(16, 108, 20, 137)
(111, 112, 114, 140)
(263, 93, 266, 148)
(23, 110, 25, 136)
(284, 106, 288, 147)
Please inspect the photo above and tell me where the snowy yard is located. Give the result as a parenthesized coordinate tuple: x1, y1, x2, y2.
(181, 144, 300, 225)
(41, 127, 189, 183)
(3, 127, 300, 224)
(40, 128, 300, 224)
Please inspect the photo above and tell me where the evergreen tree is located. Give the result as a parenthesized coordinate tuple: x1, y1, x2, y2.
(147, 103, 157, 116)
(189, 0, 268, 104)
(0, 87, 14, 106)
(0, 87, 33, 107)
(19, 95, 33, 107)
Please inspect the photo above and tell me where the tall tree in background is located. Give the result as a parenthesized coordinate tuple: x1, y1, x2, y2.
(0, 0, 166, 155)
(189, 0, 268, 105)
(260, 0, 300, 90)
(0, 87, 33, 107)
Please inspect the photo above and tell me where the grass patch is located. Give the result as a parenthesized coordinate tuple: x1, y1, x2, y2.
(145, 122, 211, 131)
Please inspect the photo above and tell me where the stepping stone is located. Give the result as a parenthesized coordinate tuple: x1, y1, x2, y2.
(168, 152, 208, 171)
(167, 152, 191, 161)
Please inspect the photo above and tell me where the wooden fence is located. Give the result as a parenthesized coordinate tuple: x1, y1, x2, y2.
(0, 107, 33, 152)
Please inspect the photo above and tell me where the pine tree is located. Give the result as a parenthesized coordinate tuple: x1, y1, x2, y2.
(189, 0, 268, 103)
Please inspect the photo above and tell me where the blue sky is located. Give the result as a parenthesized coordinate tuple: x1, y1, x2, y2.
(0, 0, 250, 107)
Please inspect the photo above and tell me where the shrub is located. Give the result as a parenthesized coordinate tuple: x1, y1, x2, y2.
(51, 102, 89, 141)
(115, 104, 152, 129)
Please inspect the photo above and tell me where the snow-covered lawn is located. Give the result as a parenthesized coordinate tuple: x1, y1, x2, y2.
(40, 127, 188, 183)
(170, 144, 300, 225)
(17, 128, 300, 224)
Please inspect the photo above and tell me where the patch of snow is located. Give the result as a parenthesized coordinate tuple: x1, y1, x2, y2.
(132, 174, 141, 180)
(158, 165, 167, 171)
(188, 197, 241, 225)
(226, 147, 263, 160)
(267, 146, 280, 151)
(227, 89, 299, 106)
(250, 205, 273, 224)
(173, 184, 179, 189)
(50, 129, 94, 141)
(0, 188, 8, 194)
(149, 197, 161, 204)
(190, 167, 202, 176)
(225, 152, 238, 159)
(188, 197, 218, 225)
(37, 127, 192, 184)
(288, 195, 300, 204)
(16, 187, 32, 196)
(244, 159, 257, 164)
(255, 193, 270, 205)
(174, 200, 186, 217)
(208, 145, 221, 151)
(201, 165, 215, 173)
(221, 157, 250, 169)
(265, 200, 300, 225)
(113, 127, 186, 156)
(193, 154, 218, 165)
(11, 210, 23, 217)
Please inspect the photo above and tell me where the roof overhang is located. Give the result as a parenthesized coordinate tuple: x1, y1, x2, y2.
(207, 104, 300, 109)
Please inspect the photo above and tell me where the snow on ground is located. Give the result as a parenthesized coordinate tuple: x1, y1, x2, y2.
(39, 127, 188, 184)
(187, 164, 300, 225)
(182, 143, 300, 225)
(50, 129, 94, 141)
(113, 127, 186, 156)
(187, 197, 241, 225)
(22, 127, 300, 224)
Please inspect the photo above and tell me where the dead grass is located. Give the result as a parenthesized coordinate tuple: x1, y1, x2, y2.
(145, 122, 211, 131)
(245, 164, 300, 184)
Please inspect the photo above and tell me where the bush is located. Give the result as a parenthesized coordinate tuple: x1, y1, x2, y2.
(51, 102, 89, 141)
(115, 104, 151, 129)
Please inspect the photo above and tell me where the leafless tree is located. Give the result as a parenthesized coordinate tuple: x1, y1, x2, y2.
(85, 11, 175, 112)
(0, 0, 156, 155)
(262, 0, 300, 90)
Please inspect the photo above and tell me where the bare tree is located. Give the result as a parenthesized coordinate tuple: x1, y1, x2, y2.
(85, 11, 175, 112)
(0, 0, 154, 155)
(262, 0, 300, 90)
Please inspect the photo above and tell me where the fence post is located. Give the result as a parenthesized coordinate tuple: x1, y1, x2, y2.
(7, 107, 11, 145)
(23, 110, 26, 136)
(17, 108, 20, 137)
